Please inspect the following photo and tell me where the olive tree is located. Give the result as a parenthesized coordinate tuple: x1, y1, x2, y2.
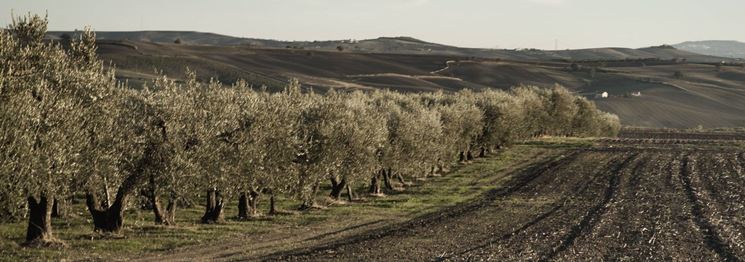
(375, 92, 443, 189)
(286, 89, 337, 207)
(0, 15, 144, 241)
(436, 91, 483, 162)
(147, 74, 247, 225)
(511, 86, 550, 138)
(544, 85, 579, 136)
(76, 77, 173, 234)
(475, 90, 527, 151)
(236, 82, 301, 216)
(322, 91, 387, 200)
(1, 15, 92, 243)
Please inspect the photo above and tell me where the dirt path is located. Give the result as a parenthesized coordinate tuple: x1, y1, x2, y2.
(267, 146, 745, 261)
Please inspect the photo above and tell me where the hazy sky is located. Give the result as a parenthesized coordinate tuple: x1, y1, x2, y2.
(2, 0, 744, 49)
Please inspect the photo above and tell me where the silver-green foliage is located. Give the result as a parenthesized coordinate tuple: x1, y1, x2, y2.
(0, 15, 621, 224)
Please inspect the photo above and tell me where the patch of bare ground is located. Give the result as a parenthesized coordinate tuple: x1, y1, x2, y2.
(130, 147, 557, 262)
(268, 139, 745, 261)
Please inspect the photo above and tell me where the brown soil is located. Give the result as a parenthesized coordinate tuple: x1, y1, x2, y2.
(266, 139, 745, 261)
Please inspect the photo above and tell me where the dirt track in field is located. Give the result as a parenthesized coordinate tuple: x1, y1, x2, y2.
(267, 140, 745, 261)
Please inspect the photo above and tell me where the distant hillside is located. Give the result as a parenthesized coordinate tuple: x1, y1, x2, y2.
(47, 31, 731, 63)
(82, 39, 745, 129)
(675, 40, 745, 59)
(44, 31, 745, 128)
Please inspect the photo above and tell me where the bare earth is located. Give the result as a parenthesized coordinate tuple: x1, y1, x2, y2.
(133, 133, 745, 261)
(266, 136, 745, 261)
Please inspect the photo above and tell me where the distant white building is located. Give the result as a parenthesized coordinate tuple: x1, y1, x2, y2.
(601, 92, 609, 98)
(631, 91, 642, 97)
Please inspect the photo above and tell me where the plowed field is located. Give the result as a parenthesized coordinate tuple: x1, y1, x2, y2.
(270, 138, 745, 261)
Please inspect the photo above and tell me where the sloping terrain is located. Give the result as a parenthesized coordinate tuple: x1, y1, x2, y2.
(676, 40, 745, 59)
(49, 31, 732, 63)
(85, 38, 745, 129)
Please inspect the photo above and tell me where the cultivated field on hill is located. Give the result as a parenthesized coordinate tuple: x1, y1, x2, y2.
(86, 39, 745, 129)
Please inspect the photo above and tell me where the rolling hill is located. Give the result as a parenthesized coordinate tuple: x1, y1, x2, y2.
(675, 40, 745, 59)
(86, 38, 745, 129)
(48, 31, 732, 63)
(46, 31, 745, 129)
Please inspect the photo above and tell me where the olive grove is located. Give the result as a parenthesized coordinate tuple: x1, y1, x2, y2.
(0, 15, 621, 246)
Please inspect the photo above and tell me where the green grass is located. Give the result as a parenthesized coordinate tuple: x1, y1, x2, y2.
(522, 136, 598, 148)
(0, 143, 567, 261)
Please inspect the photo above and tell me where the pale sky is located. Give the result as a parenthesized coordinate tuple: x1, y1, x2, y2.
(1, 0, 744, 49)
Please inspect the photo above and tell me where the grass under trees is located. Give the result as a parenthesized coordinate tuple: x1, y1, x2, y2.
(0, 142, 580, 261)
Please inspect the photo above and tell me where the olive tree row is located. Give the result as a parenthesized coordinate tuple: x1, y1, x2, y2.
(0, 15, 621, 246)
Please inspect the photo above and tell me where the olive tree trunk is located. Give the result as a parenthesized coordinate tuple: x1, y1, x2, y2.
(152, 194, 176, 225)
(346, 183, 354, 202)
(86, 167, 148, 233)
(329, 177, 347, 200)
(382, 168, 394, 191)
(200, 189, 224, 224)
(149, 175, 176, 225)
(396, 172, 408, 186)
(238, 191, 260, 219)
(86, 134, 167, 233)
(86, 192, 127, 233)
(299, 180, 321, 210)
(369, 170, 382, 194)
(268, 194, 277, 215)
(238, 192, 250, 219)
(249, 190, 260, 216)
(51, 198, 65, 218)
(25, 194, 55, 244)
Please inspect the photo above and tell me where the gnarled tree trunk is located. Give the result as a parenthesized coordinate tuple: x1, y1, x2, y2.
(346, 183, 354, 201)
(152, 194, 176, 225)
(382, 168, 394, 190)
(85, 192, 127, 233)
(51, 198, 65, 218)
(248, 190, 260, 216)
(299, 180, 321, 210)
(150, 175, 176, 225)
(369, 170, 382, 194)
(329, 177, 347, 200)
(86, 132, 167, 233)
(25, 194, 55, 244)
(268, 193, 277, 215)
(238, 192, 252, 219)
(396, 172, 408, 186)
(86, 166, 149, 233)
(201, 189, 224, 224)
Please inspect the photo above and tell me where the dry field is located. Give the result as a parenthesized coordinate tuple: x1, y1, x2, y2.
(268, 132, 745, 261)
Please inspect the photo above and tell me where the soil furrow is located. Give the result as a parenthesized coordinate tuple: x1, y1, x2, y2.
(265, 151, 579, 260)
(260, 141, 745, 261)
(679, 154, 740, 261)
(540, 153, 638, 261)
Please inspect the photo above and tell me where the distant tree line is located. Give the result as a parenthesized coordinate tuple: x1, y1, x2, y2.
(557, 58, 688, 68)
(0, 15, 620, 246)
